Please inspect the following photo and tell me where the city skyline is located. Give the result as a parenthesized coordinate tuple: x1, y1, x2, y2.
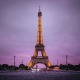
(0, 0, 80, 67)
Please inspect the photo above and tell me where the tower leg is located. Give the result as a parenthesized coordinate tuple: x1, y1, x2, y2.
(42, 50, 47, 57)
(46, 60, 52, 67)
(28, 61, 33, 69)
(33, 51, 38, 57)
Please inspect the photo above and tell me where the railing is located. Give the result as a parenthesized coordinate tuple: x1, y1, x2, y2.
(31, 56, 48, 59)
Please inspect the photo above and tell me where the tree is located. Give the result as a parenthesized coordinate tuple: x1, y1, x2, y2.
(19, 64, 25, 70)
(2, 64, 9, 70)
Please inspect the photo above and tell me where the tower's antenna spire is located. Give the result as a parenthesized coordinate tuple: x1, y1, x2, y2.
(39, 6, 40, 11)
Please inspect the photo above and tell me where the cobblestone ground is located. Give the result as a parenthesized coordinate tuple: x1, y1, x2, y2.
(0, 70, 80, 80)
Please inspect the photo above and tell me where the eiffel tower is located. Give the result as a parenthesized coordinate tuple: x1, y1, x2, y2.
(28, 7, 52, 69)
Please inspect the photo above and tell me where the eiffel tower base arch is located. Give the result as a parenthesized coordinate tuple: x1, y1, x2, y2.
(28, 56, 52, 69)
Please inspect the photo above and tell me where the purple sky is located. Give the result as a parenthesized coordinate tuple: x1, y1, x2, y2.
(0, 0, 80, 67)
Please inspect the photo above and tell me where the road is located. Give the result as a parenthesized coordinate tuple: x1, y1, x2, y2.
(0, 70, 80, 80)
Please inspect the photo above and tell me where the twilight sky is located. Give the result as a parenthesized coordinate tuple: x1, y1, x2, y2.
(0, 0, 80, 67)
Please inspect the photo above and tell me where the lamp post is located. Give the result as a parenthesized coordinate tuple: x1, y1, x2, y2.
(13, 56, 16, 70)
(57, 60, 58, 66)
(66, 55, 68, 65)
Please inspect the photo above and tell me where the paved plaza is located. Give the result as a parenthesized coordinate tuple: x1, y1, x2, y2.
(0, 70, 80, 80)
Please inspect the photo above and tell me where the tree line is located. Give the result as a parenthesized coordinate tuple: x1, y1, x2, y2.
(49, 64, 80, 71)
(0, 64, 28, 71)
(0, 63, 80, 71)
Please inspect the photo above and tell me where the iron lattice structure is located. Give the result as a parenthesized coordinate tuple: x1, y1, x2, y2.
(28, 7, 52, 69)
